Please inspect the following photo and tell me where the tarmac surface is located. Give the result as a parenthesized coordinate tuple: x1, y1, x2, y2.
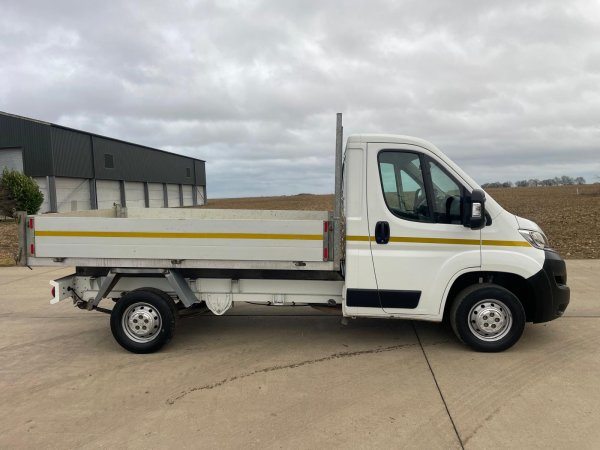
(0, 260, 598, 449)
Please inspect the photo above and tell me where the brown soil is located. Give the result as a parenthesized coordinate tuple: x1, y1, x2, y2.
(202, 194, 335, 211)
(203, 186, 599, 259)
(485, 185, 600, 259)
(1, 187, 597, 264)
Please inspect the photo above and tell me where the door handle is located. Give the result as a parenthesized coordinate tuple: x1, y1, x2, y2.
(375, 221, 390, 244)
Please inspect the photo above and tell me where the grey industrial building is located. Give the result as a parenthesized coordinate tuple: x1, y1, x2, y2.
(0, 111, 206, 213)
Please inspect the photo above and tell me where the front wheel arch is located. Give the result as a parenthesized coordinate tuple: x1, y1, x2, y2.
(443, 271, 535, 323)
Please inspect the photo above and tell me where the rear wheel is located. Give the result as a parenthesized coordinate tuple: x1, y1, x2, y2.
(110, 288, 177, 353)
(450, 284, 525, 352)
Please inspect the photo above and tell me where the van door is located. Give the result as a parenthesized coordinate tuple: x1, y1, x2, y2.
(367, 143, 481, 317)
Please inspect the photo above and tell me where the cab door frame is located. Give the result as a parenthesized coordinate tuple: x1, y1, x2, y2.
(367, 142, 482, 317)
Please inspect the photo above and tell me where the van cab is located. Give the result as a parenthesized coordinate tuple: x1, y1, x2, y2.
(342, 135, 570, 351)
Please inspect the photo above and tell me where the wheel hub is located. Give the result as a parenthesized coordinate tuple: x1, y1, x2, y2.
(468, 300, 512, 341)
(122, 302, 162, 343)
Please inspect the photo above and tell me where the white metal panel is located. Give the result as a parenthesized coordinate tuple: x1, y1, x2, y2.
(125, 208, 328, 220)
(33, 216, 326, 262)
(96, 180, 121, 209)
(0, 148, 23, 172)
(341, 144, 381, 317)
(182, 185, 193, 206)
(166, 184, 179, 207)
(55, 178, 90, 212)
(28, 256, 333, 271)
(61, 275, 343, 307)
(34, 177, 50, 213)
(147, 183, 164, 208)
(125, 182, 145, 208)
(195, 186, 205, 205)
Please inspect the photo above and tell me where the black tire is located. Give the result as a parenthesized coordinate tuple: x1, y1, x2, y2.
(449, 284, 525, 352)
(110, 288, 178, 354)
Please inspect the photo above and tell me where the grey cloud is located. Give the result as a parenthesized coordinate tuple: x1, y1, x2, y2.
(1, 0, 600, 196)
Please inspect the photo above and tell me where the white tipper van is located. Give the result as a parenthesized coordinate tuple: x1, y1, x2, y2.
(19, 114, 570, 353)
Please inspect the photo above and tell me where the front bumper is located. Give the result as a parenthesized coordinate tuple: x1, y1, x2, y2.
(527, 249, 570, 323)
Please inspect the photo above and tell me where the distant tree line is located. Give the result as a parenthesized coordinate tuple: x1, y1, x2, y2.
(482, 176, 586, 189)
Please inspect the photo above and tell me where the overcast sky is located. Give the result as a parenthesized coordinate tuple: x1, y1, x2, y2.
(1, 0, 599, 197)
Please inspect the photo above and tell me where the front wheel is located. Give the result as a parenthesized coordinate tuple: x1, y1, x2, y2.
(449, 284, 525, 352)
(110, 288, 177, 353)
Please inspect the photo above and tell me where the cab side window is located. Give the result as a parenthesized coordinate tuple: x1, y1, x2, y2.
(428, 159, 464, 224)
(378, 151, 431, 222)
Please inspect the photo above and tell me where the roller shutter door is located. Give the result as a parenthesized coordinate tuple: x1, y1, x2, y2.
(96, 180, 121, 210)
(125, 181, 145, 208)
(148, 183, 164, 208)
(55, 178, 90, 212)
(166, 184, 180, 207)
(182, 185, 193, 206)
(0, 148, 23, 172)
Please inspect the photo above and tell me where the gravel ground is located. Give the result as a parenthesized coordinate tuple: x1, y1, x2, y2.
(0, 220, 18, 265)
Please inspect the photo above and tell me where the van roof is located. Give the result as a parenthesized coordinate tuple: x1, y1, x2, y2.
(346, 134, 436, 150)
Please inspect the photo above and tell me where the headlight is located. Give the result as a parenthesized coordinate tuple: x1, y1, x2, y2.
(519, 229, 549, 249)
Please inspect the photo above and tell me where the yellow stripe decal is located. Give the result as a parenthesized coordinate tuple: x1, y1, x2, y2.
(35, 230, 323, 241)
(346, 235, 530, 247)
(346, 235, 372, 242)
(390, 236, 480, 245)
(482, 239, 531, 247)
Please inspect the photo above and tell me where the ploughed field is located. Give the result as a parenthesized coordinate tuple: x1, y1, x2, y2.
(200, 186, 600, 259)
(0, 186, 598, 264)
(484, 185, 599, 259)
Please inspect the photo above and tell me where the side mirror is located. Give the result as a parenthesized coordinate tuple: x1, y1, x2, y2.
(463, 189, 486, 230)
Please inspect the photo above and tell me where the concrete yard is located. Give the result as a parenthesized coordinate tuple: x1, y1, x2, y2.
(0, 261, 599, 449)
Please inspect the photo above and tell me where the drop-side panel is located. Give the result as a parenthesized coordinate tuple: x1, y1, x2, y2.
(32, 216, 327, 262)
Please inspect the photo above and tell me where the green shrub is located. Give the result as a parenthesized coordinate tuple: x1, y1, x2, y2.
(0, 167, 44, 215)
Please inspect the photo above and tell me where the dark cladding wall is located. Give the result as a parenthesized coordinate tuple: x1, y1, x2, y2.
(0, 114, 52, 176)
(50, 128, 94, 178)
(93, 137, 197, 185)
(0, 112, 205, 187)
(194, 160, 206, 185)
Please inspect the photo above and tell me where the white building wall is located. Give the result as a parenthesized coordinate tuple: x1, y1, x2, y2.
(166, 183, 180, 207)
(195, 186, 206, 205)
(148, 183, 164, 208)
(55, 178, 90, 213)
(125, 181, 145, 208)
(34, 177, 50, 213)
(96, 180, 121, 210)
(182, 185, 193, 206)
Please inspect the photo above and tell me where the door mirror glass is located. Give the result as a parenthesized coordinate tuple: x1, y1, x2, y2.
(463, 189, 486, 229)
